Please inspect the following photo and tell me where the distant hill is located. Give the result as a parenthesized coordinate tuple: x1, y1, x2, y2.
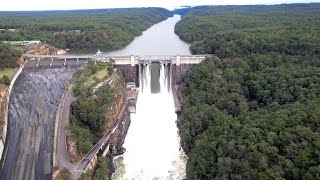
(0, 8, 173, 49)
(171, 6, 192, 15)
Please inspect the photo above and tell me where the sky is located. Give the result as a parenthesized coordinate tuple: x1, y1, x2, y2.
(0, 0, 319, 11)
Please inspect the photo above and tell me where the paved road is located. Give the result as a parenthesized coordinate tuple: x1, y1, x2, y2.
(22, 54, 130, 59)
(24, 59, 88, 68)
(56, 88, 78, 171)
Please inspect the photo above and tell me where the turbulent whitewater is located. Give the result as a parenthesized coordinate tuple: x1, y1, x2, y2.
(113, 64, 187, 179)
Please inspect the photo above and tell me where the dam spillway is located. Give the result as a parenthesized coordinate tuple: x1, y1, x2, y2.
(113, 64, 187, 179)
(0, 14, 192, 179)
(0, 67, 76, 180)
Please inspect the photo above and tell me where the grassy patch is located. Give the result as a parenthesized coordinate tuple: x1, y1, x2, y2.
(73, 61, 112, 97)
(0, 68, 17, 80)
(83, 68, 108, 87)
(95, 69, 108, 79)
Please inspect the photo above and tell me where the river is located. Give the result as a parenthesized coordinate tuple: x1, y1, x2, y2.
(69, 15, 190, 56)
(110, 15, 191, 179)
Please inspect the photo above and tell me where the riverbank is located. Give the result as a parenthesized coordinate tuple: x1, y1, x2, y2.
(0, 8, 173, 50)
(67, 15, 190, 56)
(106, 105, 131, 179)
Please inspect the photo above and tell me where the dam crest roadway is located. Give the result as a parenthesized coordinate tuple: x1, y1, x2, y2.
(22, 54, 210, 67)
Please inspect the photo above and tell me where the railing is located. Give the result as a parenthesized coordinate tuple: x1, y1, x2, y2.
(75, 103, 128, 173)
(22, 54, 211, 67)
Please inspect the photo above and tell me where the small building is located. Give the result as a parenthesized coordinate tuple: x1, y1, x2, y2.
(126, 82, 139, 113)
(2, 40, 42, 46)
(126, 82, 136, 89)
(21, 41, 41, 46)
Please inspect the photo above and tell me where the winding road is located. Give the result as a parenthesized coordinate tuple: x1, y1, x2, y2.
(56, 88, 78, 171)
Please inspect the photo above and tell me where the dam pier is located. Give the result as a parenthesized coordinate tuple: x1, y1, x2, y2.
(22, 54, 209, 86)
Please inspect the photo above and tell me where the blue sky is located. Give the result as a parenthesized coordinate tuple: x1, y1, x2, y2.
(0, 0, 319, 11)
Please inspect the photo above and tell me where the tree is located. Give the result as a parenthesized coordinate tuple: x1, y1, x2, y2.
(94, 157, 108, 180)
(0, 75, 11, 85)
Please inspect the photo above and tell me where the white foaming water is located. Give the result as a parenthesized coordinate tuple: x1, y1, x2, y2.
(113, 64, 187, 180)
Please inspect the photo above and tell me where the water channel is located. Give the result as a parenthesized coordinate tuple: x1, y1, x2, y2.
(103, 15, 191, 179)
(69, 14, 190, 56)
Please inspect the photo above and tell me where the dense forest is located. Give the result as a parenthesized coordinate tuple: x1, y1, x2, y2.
(0, 8, 172, 49)
(175, 4, 320, 58)
(177, 4, 320, 179)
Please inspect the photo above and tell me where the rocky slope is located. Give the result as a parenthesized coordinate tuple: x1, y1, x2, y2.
(105, 72, 132, 156)
(105, 73, 126, 131)
(24, 44, 67, 55)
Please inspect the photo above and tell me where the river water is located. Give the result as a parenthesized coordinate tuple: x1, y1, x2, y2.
(111, 15, 191, 179)
(69, 15, 190, 56)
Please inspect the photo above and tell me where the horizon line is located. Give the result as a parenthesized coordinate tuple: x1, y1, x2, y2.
(0, 2, 318, 12)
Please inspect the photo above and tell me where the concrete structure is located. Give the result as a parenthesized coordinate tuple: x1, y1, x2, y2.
(126, 82, 139, 113)
(0, 65, 23, 161)
(2, 41, 41, 46)
(22, 53, 209, 86)
(74, 105, 130, 178)
(22, 54, 208, 66)
(171, 55, 206, 66)
(2, 53, 212, 178)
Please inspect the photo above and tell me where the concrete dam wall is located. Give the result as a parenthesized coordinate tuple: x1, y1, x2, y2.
(116, 65, 140, 87)
(171, 64, 197, 85)
(0, 67, 76, 180)
(117, 63, 196, 86)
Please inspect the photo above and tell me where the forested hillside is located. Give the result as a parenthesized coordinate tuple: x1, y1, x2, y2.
(176, 4, 320, 179)
(0, 8, 172, 49)
(68, 62, 114, 157)
(175, 4, 320, 58)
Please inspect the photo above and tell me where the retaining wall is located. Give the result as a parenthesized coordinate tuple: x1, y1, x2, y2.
(0, 66, 23, 161)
